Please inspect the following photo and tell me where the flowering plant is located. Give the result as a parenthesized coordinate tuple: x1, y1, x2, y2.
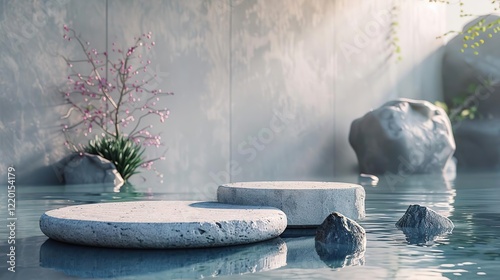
(60, 25, 172, 181)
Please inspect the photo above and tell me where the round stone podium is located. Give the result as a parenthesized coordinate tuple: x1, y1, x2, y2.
(40, 201, 287, 248)
(217, 182, 365, 227)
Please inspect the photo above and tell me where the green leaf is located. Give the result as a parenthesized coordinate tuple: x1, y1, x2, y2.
(83, 135, 145, 181)
(434, 101, 449, 113)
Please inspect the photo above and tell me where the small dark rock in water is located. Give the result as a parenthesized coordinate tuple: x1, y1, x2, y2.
(315, 212, 366, 268)
(396, 205, 454, 230)
(62, 153, 124, 188)
(396, 205, 454, 245)
(349, 99, 455, 175)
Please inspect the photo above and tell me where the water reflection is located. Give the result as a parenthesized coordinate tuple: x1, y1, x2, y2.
(316, 246, 365, 269)
(39, 234, 367, 279)
(40, 238, 287, 279)
(282, 236, 365, 270)
(398, 227, 453, 246)
(370, 173, 456, 222)
(4, 173, 500, 279)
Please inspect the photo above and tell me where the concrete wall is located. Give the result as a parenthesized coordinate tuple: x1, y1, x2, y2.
(0, 0, 446, 197)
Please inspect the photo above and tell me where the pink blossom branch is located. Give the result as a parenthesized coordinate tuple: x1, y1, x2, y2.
(60, 26, 171, 180)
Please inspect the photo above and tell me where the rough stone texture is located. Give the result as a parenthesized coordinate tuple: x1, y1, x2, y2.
(453, 119, 500, 170)
(40, 238, 286, 278)
(396, 204, 454, 230)
(315, 212, 366, 268)
(217, 181, 365, 227)
(349, 98, 455, 175)
(442, 15, 500, 170)
(396, 204, 454, 245)
(39, 201, 287, 249)
(63, 153, 124, 188)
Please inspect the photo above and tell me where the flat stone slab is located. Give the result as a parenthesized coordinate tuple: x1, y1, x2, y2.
(217, 182, 365, 227)
(40, 201, 287, 249)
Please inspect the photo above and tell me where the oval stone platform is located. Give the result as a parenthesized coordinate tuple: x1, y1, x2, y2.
(217, 182, 365, 227)
(39, 201, 287, 248)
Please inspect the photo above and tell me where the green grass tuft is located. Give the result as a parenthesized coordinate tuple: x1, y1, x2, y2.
(85, 135, 145, 181)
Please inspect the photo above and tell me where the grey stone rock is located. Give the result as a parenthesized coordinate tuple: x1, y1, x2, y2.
(315, 212, 366, 268)
(396, 205, 454, 245)
(284, 237, 325, 269)
(218, 181, 366, 226)
(396, 204, 454, 230)
(453, 119, 500, 170)
(63, 153, 124, 188)
(443, 15, 500, 120)
(349, 98, 455, 175)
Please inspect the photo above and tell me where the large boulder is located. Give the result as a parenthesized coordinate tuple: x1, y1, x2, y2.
(315, 212, 366, 268)
(349, 98, 455, 175)
(396, 204, 454, 245)
(63, 153, 124, 188)
(443, 15, 500, 169)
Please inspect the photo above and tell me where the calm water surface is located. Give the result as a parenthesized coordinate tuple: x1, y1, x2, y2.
(0, 172, 499, 279)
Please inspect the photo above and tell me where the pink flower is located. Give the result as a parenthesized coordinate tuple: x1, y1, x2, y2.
(61, 28, 173, 182)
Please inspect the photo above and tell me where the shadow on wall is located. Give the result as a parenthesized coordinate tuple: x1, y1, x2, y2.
(0, 0, 106, 186)
(0, 0, 447, 186)
(395, 48, 445, 103)
(332, 0, 446, 176)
